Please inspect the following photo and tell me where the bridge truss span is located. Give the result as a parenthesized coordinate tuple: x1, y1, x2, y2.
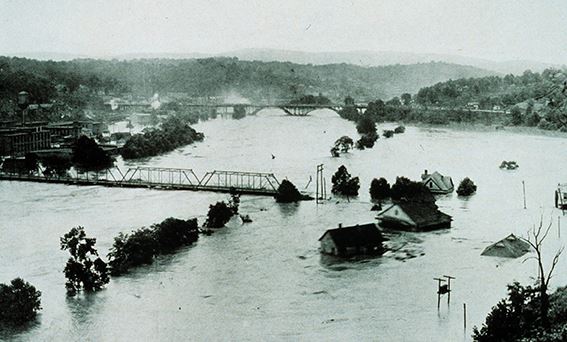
(120, 166, 201, 186)
(199, 170, 280, 194)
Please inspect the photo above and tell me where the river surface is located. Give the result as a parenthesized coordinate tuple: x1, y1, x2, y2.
(1, 109, 567, 341)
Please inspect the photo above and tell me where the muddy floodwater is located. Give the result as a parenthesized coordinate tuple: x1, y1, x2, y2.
(2, 109, 567, 341)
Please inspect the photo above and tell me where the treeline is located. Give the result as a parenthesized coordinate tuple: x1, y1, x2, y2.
(415, 69, 566, 109)
(121, 116, 204, 159)
(0, 56, 493, 112)
(0, 57, 127, 120)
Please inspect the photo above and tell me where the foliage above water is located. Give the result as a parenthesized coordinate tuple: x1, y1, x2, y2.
(0, 278, 42, 325)
(121, 115, 204, 159)
(72, 136, 115, 171)
(330, 136, 354, 157)
(331, 165, 360, 197)
(108, 218, 199, 276)
(274, 179, 311, 203)
(390, 177, 435, 203)
(370, 177, 391, 201)
(204, 201, 236, 228)
(456, 177, 477, 196)
(60, 226, 110, 295)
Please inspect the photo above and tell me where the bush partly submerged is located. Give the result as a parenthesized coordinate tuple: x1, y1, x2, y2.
(0, 278, 42, 324)
(108, 218, 199, 276)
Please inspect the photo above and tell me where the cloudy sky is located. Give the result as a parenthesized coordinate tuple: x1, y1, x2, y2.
(1, 0, 566, 63)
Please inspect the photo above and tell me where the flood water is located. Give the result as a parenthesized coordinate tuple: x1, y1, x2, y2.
(2, 109, 567, 341)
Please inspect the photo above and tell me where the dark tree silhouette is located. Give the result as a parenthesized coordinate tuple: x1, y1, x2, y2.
(331, 165, 360, 197)
(0, 278, 42, 324)
(60, 227, 109, 295)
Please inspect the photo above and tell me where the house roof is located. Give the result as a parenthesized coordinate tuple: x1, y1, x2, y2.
(318, 223, 384, 248)
(422, 171, 453, 190)
(481, 234, 531, 258)
(384, 201, 452, 227)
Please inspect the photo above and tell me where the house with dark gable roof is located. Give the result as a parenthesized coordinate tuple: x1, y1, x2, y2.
(319, 223, 385, 256)
(376, 201, 452, 231)
(421, 170, 454, 194)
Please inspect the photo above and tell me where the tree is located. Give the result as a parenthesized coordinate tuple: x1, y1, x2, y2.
(356, 133, 378, 149)
(153, 218, 199, 253)
(108, 218, 199, 276)
(390, 177, 435, 203)
(331, 165, 360, 196)
(394, 125, 406, 134)
(232, 105, 246, 119)
(331, 136, 354, 156)
(274, 179, 309, 203)
(510, 106, 523, 126)
(72, 136, 114, 171)
(401, 93, 412, 106)
(205, 201, 234, 228)
(456, 177, 477, 196)
(60, 227, 109, 295)
(473, 282, 539, 341)
(0, 278, 42, 324)
(370, 178, 391, 201)
(356, 115, 376, 135)
(41, 154, 72, 177)
(108, 228, 157, 276)
(525, 217, 564, 329)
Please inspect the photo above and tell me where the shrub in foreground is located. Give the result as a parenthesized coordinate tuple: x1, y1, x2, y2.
(0, 278, 41, 324)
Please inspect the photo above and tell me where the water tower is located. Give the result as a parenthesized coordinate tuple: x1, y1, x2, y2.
(17, 91, 30, 124)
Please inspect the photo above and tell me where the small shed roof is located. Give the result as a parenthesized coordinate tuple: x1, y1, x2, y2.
(481, 234, 531, 258)
(318, 223, 384, 249)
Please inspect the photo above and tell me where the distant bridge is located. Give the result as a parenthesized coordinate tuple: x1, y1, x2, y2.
(111, 102, 367, 116)
(0, 166, 282, 196)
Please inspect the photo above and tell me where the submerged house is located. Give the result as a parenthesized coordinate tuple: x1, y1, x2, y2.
(481, 234, 531, 258)
(421, 170, 454, 194)
(319, 223, 385, 256)
(376, 201, 452, 231)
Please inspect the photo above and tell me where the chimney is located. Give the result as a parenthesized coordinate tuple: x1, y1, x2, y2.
(424, 169, 428, 175)
(338, 223, 342, 228)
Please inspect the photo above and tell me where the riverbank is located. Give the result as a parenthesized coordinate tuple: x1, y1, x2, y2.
(397, 121, 567, 139)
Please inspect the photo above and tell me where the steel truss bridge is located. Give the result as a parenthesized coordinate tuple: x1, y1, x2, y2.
(0, 166, 281, 196)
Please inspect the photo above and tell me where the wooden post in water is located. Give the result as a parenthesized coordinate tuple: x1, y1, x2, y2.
(463, 303, 467, 330)
(522, 181, 527, 209)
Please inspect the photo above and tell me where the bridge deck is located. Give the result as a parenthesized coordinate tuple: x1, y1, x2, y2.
(0, 173, 278, 196)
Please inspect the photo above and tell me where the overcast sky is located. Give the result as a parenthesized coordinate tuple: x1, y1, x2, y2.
(1, 0, 566, 63)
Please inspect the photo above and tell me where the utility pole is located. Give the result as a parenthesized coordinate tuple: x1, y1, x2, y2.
(316, 164, 325, 204)
(522, 181, 527, 209)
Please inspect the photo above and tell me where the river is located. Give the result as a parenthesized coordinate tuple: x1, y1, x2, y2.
(1, 109, 567, 341)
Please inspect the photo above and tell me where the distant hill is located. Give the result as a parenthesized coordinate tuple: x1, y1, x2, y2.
(5, 48, 560, 75)
(0, 56, 495, 104)
(218, 48, 561, 75)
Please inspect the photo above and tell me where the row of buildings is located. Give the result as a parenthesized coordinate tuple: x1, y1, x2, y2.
(0, 121, 108, 157)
